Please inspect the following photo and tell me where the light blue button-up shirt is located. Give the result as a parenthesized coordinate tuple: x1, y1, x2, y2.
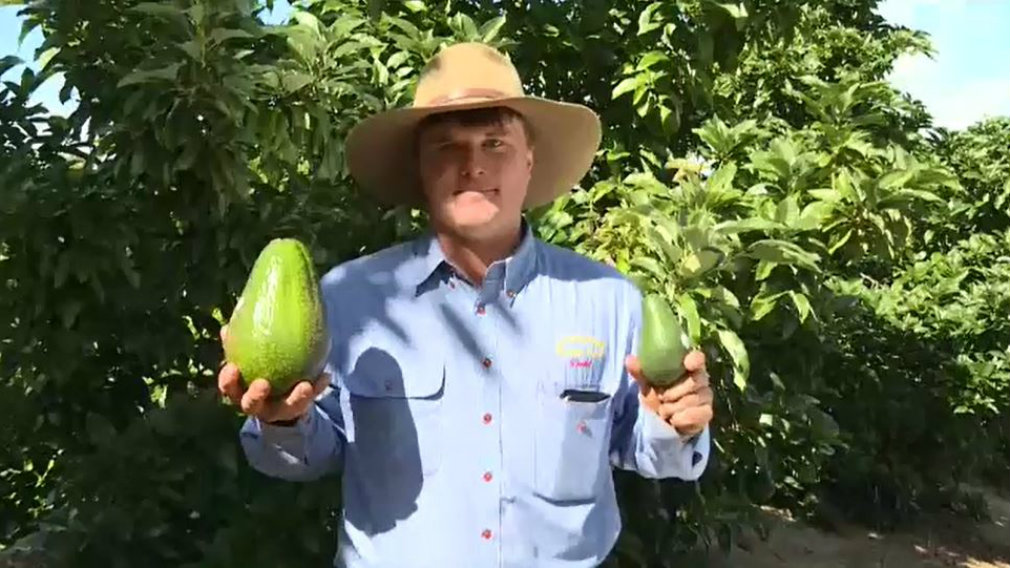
(239, 220, 711, 568)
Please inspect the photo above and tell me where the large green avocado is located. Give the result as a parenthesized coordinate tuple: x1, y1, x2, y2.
(637, 293, 691, 387)
(224, 238, 330, 396)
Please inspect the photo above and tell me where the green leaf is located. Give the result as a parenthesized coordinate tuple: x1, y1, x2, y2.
(713, 1, 748, 20)
(0, 55, 22, 76)
(292, 10, 322, 35)
(367, 0, 386, 19)
(745, 239, 820, 271)
(176, 40, 202, 61)
(775, 195, 799, 226)
(789, 291, 812, 323)
(750, 290, 783, 321)
(707, 162, 737, 193)
(678, 294, 702, 342)
(881, 188, 944, 206)
(878, 168, 915, 190)
(637, 51, 668, 71)
(646, 226, 682, 266)
(660, 104, 680, 135)
(795, 201, 834, 231)
(209, 28, 255, 45)
(718, 217, 781, 234)
(828, 229, 854, 254)
(129, 2, 190, 27)
(387, 51, 410, 69)
(612, 77, 638, 100)
(637, 2, 663, 35)
(717, 329, 750, 391)
(281, 71, 313, 93)
(754, 260, 776, 281)
(117, 63, 182, 88)
(37, 46, 60, 70)
(453, 13, 479, 39)
(684, 247, 724, 278)
(631, 256, 666, 282)
(479, 16, 506, 42)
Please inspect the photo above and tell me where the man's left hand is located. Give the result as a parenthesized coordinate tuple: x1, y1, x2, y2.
(625, 350, 714, 437)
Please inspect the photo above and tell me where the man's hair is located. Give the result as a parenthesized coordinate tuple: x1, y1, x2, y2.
(415, 106, 535, 146)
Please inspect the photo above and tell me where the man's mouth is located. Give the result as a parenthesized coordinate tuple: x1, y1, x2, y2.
(453, 188, 499, 196)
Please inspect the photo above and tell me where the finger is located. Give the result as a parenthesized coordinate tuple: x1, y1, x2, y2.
(683, 350, 706, 374)
(671, 405, 713, 433)
(624, 354, 644, 382)
(624, 354, 651, 394)
(260, 381, 312, 423)
(669, 387, 714, 415)
(659, 374, 704, 403)
(241, 379, 271, 415)
(657, 402, 678, 421)
(312, 373, 332, 397)
(285, 380, 317, 410)
(218, 363, 243, 406)
(668, 393, 701, 416)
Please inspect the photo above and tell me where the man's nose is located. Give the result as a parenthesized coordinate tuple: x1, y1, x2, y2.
(460, 145, 485, 178)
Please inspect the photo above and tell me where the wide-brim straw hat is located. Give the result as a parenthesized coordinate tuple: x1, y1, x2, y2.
(344, 42, 602, 209)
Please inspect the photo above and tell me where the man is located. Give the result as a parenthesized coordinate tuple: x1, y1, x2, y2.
(218, 42, 714, 567)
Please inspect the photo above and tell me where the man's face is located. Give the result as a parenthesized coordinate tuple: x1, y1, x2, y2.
(416, 110, 533, 239)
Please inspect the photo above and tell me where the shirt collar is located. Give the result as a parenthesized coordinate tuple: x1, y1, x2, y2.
(411, 217, 539, 296)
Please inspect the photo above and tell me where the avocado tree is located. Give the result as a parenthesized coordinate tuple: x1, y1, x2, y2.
(1, 0, 1007, 566)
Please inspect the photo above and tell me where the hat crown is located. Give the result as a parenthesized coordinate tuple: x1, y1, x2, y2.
(412, 42, 525, 108)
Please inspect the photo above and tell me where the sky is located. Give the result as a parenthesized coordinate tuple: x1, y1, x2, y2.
(1, 0, 1007, 130)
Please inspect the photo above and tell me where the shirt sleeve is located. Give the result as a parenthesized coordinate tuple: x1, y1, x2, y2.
(609, 285, 711, 480)
(238, 362, 347, 482)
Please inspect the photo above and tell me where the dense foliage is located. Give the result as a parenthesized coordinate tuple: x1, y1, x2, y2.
(1, 0, 1007, 566)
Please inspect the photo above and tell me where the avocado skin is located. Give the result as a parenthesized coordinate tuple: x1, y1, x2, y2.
(224, 238, 330, 396)
(637, 293, 690, 387)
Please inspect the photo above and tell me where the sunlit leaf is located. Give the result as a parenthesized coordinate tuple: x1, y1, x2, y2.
(717, 329, 750, 391)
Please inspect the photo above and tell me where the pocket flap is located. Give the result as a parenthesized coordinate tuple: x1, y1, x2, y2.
(343, 346, 445, 399)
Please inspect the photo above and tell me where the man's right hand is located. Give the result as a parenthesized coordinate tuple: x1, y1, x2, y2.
(217, 325, 331, 425)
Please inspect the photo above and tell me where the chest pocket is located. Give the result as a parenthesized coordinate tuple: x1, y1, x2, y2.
(341, 346, 446, 481)
(533, 359, 617, 502)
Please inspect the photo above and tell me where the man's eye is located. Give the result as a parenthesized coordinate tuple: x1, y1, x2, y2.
(485, 138, 504, 148)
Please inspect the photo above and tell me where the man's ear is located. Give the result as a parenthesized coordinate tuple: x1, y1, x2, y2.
(525, 145, 535, 173)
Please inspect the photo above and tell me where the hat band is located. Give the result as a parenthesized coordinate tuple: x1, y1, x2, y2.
(423, 87, 514, 107)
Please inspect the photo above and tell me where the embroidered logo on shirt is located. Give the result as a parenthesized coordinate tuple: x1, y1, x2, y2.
(555, 336, 606, 368)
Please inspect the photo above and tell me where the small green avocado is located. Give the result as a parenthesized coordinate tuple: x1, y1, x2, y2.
(224, 238, 330, 396)
(637, 293, 691, 387)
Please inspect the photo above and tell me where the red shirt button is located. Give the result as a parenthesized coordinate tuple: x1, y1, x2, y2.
(481, 529, 493, 540)
(482, 357, 492, 369)
(482, 413, 493, 424)
(483, 471, 493, 482)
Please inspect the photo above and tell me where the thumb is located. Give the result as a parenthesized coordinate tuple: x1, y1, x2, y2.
(625, 354, 650, 392)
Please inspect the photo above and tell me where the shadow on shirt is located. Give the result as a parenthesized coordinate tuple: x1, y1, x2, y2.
(342, 346, 443, 535)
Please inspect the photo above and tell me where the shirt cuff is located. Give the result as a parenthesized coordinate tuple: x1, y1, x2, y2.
(641, 408, 711, 478)
(245, 409, 316, 445)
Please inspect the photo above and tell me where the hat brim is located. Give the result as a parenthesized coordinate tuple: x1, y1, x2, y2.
(344, 96, 602, 209)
